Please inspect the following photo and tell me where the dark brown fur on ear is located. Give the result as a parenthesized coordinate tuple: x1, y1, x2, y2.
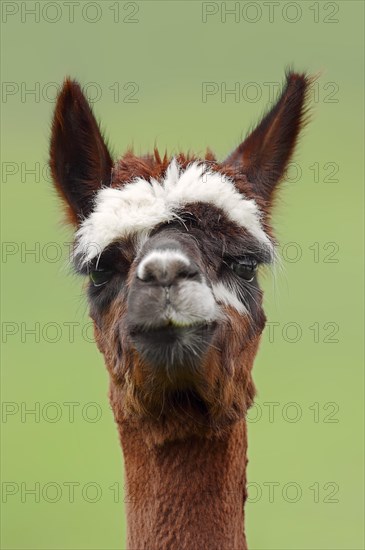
(224, 70, 313, 204)
(49, 78, 113, 225)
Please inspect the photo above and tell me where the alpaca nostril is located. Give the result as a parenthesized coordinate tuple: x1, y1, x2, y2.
(137, 271, 157, 284)
(138, 266, 196, 286)
(178, 265, 199, 280)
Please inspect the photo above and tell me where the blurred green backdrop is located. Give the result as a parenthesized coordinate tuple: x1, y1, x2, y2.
(1, 1, 364, 549)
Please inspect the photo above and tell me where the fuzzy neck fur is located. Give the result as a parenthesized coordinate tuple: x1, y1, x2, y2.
(118, 419, 248, 550)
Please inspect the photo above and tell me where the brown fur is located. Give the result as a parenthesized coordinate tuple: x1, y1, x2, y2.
(119, 418, 249, 549)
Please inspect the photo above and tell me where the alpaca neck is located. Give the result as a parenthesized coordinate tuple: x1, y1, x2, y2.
(119, 420, 248, 550)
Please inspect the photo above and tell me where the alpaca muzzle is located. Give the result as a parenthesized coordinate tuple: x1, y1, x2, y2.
(126, 240, 219, 373)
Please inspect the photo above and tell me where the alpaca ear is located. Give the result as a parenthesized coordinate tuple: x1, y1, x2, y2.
(49, 78, 113, 225)
(224, 71, 311, 204)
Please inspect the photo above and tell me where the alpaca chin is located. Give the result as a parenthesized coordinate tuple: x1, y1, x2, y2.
(111, 305, 264, 444)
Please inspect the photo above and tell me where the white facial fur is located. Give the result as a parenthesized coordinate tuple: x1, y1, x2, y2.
(211, 282, 248, 315)
(74, 159, 273, 264)
(149, 280, 221, 329)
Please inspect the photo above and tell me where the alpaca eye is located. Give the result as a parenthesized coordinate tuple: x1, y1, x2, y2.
(229, 257, 258, 281)
(90, 269, 113, 287)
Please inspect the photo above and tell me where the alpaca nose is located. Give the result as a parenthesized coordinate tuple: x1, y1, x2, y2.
(137, 249, 199, 286)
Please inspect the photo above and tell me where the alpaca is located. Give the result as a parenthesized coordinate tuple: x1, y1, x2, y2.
(49, 71, 311, 549)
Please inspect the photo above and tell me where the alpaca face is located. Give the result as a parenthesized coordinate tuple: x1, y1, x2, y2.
(74, 159, 274, 389)
(50, 73, 310, 440)
(71, 159, 272, 427)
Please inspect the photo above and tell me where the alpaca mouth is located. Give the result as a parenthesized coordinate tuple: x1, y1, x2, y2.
(129, 321, 217, 373)
(130, 321, 214, 342)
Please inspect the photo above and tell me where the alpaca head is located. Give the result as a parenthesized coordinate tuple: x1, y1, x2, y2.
(50, 73, 310, 444)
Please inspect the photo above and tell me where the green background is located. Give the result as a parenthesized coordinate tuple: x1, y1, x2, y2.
(1, 1, 364, 548)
